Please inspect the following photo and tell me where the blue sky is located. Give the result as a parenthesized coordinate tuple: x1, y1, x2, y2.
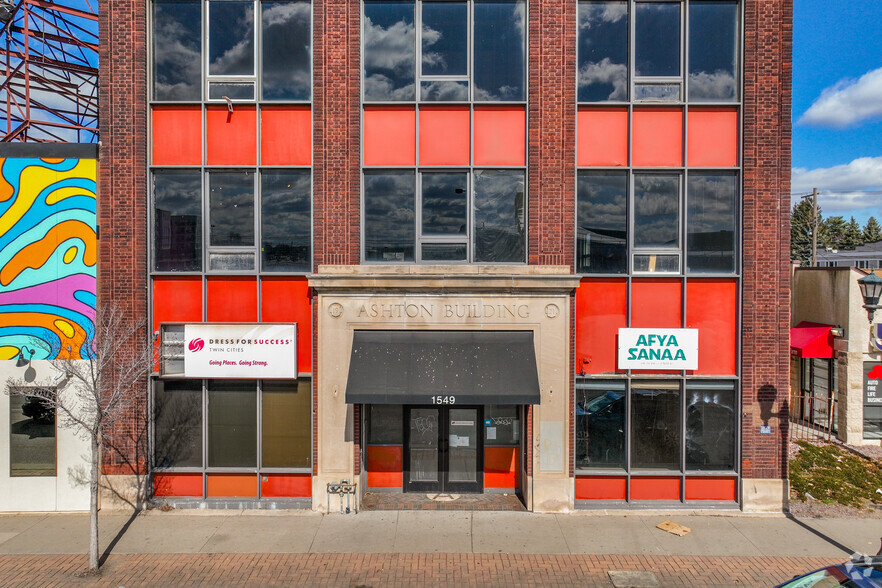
(792, 0, 882, 226)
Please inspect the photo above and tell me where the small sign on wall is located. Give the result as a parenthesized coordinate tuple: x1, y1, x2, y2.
(864, 362, 882, 405)
(183, 323, 297, 379)
(618, 328, 698, 370)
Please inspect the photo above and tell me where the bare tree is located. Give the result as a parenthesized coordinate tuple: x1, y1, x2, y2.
(6, 302, 151, 574)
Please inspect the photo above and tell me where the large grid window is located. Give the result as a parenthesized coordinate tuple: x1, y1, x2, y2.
(153, 0, 311, 102)
(152, 169, 311, 273)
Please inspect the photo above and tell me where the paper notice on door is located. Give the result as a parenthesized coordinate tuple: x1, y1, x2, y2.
(451, 421, 474, 426)
(487, 427, 497, 440)
(449, 434, 470, 447)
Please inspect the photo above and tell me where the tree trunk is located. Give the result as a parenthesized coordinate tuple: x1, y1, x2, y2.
(89, 433, 99, 572)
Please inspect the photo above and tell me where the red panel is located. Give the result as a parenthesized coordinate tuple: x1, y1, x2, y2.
(207, 474, 258, 497)
(630, 477, 680, 500)
(685, 477, 737, 501)
(207, 277, 258, 322)
(206, 106, 257, 165)
(152, 106, 202, 165)
(154, 473, 203, 497)
(631, 279, 682, 328)
(261, 474, 311, 498)
(577, 107, 628, 167)
(153, 277, 203, 331)
(687, 108, 738, 167)
(484, 446, 518, 489)
(576, 279, 627, 374)
(575, 476, 627, 500)
(261, 106, 311, 166)
(686, 279, 738, 375)
(363, 106, 416, 166)
(366, 446, 403, 488)
(474, 106, 526, 166)
(419, 106, 470, 166)
(261, 277, 312, 373)
(632, 107, 683, 167)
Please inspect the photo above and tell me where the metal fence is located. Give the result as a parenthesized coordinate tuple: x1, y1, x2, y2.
(789, 389, 839, 442)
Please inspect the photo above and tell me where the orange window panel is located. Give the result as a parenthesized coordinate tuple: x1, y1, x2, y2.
(261, 106, 311, 166)
(153, 276, 203, 331)
(575, 476, 627, 500)
(206, 474, 258, 497)
(261, 277, 312, 373)
(632, 107, 683, 167)
(366, 446, 403, 488)
(474, 106, 525, 166)
(484, 447, 518, 489)
(152, 106, 202, 165)
(687, 108, 738, 167)
(206, 106, 257, 165)
(207, 276, 258, 322)
(577, 107, 628, 167)
(363, 106, 416, 166)
(685, 477, 737, 501)
(630, 476, 680, 500)
(154, 473, 203, 497)
(631, 278, 682, 328)
(576, 278, 627, 374)
(686, 279, 737, 375)
(261, 474, 311, 498)
(419, 106, 470, 166)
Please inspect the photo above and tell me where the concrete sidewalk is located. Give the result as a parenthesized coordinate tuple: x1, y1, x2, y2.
(0, 510, 878, 558)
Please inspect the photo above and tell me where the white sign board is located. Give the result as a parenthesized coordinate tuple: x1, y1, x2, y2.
(184, 323, 297, 379)
(618, 328, 698, 370)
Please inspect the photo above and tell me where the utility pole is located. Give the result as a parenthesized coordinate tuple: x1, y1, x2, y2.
(811, 187, 818, 267)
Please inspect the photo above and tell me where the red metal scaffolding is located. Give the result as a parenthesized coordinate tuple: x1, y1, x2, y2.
(1, 0, 98, 142)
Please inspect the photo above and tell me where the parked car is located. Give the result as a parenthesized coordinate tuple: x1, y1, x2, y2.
(775, 554, 882, 587)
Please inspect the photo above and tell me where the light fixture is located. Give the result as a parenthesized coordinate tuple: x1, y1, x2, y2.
(16, 346, 33, 368)
(829, 326, 844, 338)
(858, 272, 882, 323)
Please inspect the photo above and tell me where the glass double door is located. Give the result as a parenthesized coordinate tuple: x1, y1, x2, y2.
(404, 405, 483, 493)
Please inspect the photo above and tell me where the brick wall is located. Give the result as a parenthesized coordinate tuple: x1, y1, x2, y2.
(740, 0, 793, 481)
(98, 0, 150, 476)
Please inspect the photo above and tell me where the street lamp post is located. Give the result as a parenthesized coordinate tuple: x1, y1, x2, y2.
(858, 272, 882, 323)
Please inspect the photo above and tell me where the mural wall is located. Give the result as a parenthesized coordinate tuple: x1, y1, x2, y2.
(0, 157, 97, 360)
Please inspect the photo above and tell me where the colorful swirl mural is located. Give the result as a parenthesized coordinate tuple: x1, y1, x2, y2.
(0, 157, 97, 360)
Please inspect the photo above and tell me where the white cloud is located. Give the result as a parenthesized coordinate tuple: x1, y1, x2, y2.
(791, 157, 882, 216)
(799, 67, 882, 128)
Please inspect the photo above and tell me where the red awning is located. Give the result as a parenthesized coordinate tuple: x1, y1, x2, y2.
(790, 321, 835, 359)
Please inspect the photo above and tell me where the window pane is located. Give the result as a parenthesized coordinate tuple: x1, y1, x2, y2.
(577, 1, 628, 102)
(262, 170, 311, 272)
(575, 382, 625, 469)
(634, 2, 680, 77)
(208, 251, 256, 271)
(634, 175, 679, 248)
(364, 171, 415, 261)
(364, 2, 416, 101)
(367, 404, 403, 444)
(208, 82, 255, 100)
(687, 173, 736, 273)
(153, 1, 202, 100)
(262, 0, 312, 100)
(633, 253, 678, 273)
(421, 172, 468, 236)
(154, 170, 202, 271)
(473, 170, 525, 262)
(688, 1, 737, 102)
(208, 1, 255, 76)
(154, 380, 203, 468)
(421, 243, 467, 261)
(577, 171, 627, 273)
(484, 405, 519, 446)
(420, 81, 469, 101)
(209, 171, 254, 247)
(634, 83, 679, 101)
(10, 395, 56, 477)
(421, 2, 468, 76)
(262, 379, 311, 468)
(208, 380, 257, 467)
(686, 382, 736, 471)
(631, 382, 680, 470)
(473, 0, 525, 101)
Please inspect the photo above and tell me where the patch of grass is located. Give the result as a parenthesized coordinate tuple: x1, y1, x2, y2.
(790, 441, 882, 508)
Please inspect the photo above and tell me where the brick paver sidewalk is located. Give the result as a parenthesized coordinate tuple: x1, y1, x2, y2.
(0, 553, 836, 587)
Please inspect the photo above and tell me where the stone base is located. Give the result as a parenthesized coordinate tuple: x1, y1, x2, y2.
(741, 478, 787, 513)
(99, 474, 149, 511)
(530, 477, 574, 513)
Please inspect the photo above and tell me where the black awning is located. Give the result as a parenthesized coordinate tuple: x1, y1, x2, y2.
(345, 330, 541, 405)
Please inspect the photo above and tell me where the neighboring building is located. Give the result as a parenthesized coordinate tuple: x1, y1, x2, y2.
(0, 143, 97, 510)
(96, 0, 793, 512)
(791, 267, 882, 445)
(817, 242, 882, 269)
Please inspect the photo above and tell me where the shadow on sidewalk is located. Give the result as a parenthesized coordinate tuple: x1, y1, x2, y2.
(99, 509, 140, 567)
(785, 513, 857, 556)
